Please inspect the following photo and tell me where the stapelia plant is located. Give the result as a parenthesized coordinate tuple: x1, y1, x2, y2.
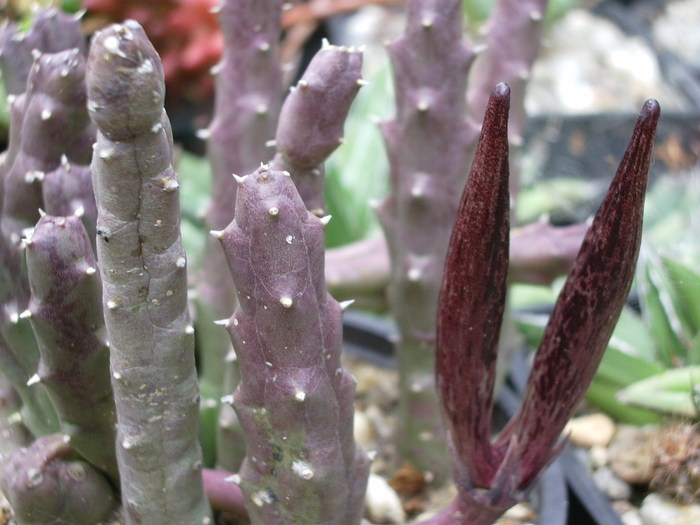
(0, 2, 663, 525)
(435, 84, 659, 524)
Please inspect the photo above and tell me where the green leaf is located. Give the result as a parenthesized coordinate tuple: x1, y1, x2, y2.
(643, 172, 700, 264)
(515, 177, 599, 225)
(638, 248, 692, 366)
(608, 305, 656, 362)
(586, 381, 662, 425)
(594, 341, 662, 388)
(176, 150, 211, 270)
(617, 366, 700, 418)
(60, 0, 83, 13)
(662, 256, 700, 335)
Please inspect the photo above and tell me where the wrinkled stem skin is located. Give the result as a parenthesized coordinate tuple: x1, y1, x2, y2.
(270, 42, 364, 216)
(376, 0, 477, 483)
(0, 435, 117, 525)
(197, 0, 284, 471)
(217, 166, 369, 525)
(87, 22, 211, 524)
(436, 87, 659, 523)
(24, 214, 117, 484)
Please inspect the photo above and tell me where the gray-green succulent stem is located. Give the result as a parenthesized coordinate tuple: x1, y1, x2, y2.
(197, 0, 283, 471)
(0, 7, 85, 96)
(24, 213, 117, 484)
(87, 21, 211, 524)
(376, 0, 477, 484)
(216, 166, 370, 525)
(0, 435, 117, 525)
(270, 41, 364, 216)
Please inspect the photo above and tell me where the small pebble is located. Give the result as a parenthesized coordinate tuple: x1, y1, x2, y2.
(365, 473, 405, 524)
(593, 466, 632, 501)
(353, 409, 375, 450)
(566, 413, 616, 448)
(589, 444, 609, 468)
(639, 493, 700, 525)
(609, 426, 657, 484)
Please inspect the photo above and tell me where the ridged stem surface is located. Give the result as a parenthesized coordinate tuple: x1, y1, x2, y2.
(197, 1, 284, 471)
(270, 42, 364, 216)
(87, 21, 211, 524)
(24, 214, 117, 484)
(0, 47, 91, 438)
(218, 166, 369, 525)
(0, 8, 85, 96)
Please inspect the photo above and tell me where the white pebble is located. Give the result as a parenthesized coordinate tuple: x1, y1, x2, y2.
(364, 473, 405, 524)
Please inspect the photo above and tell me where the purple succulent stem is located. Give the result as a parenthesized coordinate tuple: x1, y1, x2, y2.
(24, 214, 117, 484)
(41, 159, 98, 248)
(508, 99, 660, 488)
(0, 435, 117, 525)
(0, 93, 59, 440)
(325, 233, 390, 311)
(206, 0, 283, 232)
(216, 166, 369, 525)
(507, 222, 588, 286)
(376, 0, 477, 482)
(1, 47, 90, 250)
(0, 8, 85, 96)
(467, 0, 549, 146)
(87, 21, 211, 524)
(202, 468, 247, 517)
(324, 218, 587, 312)
(270, 42, 364, 216)
(196, 0, 283, 471)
